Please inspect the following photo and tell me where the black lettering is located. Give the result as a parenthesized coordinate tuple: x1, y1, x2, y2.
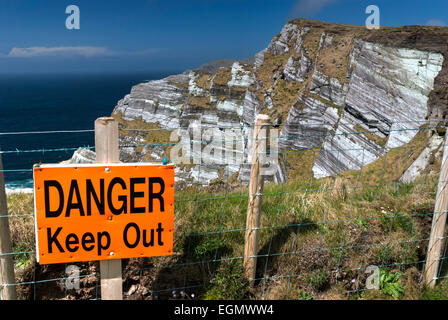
(148, 177, 165, 212)
(81, 232, 95, 251)
(156, 223, 164, 246)
(130, 177, 145, 214)
(47, 227, 64, 253)
(44, 180, 64, 218)
(65, 233, 79, 252)
(97, 231, 111, 256)
(143, 229, 154, 247)
(107, 177, 127, 215)
(123, 223, 140, 248)
(86, 179, 105, 216)
(66, 180, 85, 217)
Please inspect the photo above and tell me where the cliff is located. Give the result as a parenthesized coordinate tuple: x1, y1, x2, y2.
(110, 19, 448, 186)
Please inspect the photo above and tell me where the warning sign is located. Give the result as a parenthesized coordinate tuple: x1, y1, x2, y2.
(33, 163, 175, 264)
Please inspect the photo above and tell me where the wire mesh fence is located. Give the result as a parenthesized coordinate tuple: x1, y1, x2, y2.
(1, 120, 447, 300)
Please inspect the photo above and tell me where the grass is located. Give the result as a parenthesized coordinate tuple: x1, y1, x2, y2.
(194, 71, 213, 91)
(186, 96, 216, 109)
(272, 78, 306, 119)
(169, 160, 438, 300)
(212, 67, 232, 87)
(7, 192, 35, 256)
(314, 32, 354, 84)
(4, 131, 445, 299)
(112, 112, 174, 161)
(353, 124, 388, 148)
(421, 279, 448, 300)
(203, 260, 252, 300)
(255, 51, 293, 117)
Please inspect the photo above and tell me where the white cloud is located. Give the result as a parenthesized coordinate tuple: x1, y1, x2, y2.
(291, 0, 337, 17)
(6, 46, 162, 58)
(7, 46, 111, 58)
(426, 19, 446, 27)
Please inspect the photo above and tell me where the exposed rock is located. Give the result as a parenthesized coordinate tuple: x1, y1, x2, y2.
(294, 27, 310, 52)
(310, 70, 346, 106)
(61, 148, 96, 164)
(112, 60, 274, 186)
(105, 19, 448, 187)
(243, 90, 260, 125)
(345, 41, 443, 149)
(283, 54, 313, 82)
(313, 111, 386, 178)
(113, 73, 189, 130)
(400, 133, 444, 183)
(254, 49, 267, 69)
(267, 23, 298, 56)
(199, 59, 238, 75)
(312, 40, 444, 178)
(280, 94, 339, 150)
(228, 62, 254, 88)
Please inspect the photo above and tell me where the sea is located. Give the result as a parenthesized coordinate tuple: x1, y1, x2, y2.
(0, 72, 171, 193)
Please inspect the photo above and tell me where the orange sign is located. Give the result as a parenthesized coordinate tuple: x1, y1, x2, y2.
(33, 163, 174, 264)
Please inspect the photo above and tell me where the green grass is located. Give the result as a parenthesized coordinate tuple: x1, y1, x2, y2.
(379, 269, 405, 298)
(421, 279, 448, 300)
(5, 165, 441, 299)
(203, 260, 251, 300)
(305, 269, 329, 290)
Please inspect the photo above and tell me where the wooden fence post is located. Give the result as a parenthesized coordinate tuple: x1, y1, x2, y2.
(424, 133, 448, 288)
(244, 114, 270, 281)
(95, 117, 123, 300)
(0, 152, 17, 300)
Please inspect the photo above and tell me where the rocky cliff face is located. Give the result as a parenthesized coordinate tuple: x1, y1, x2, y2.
(111, 19, 448, 186)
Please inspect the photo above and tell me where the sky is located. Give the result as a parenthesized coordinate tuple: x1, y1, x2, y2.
(0, 0, 447, 74)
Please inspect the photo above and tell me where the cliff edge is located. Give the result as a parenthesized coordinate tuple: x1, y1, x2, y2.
(111, 19, 448, 186)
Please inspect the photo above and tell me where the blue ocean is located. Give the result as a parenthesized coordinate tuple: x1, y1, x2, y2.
(0, 72, 170, 190)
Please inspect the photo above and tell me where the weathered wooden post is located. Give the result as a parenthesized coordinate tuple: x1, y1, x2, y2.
(243, 114, 270, 281)
(95, 117, 123, 300)
(0, 152, 17, 300)
(424, 133, 448, 288)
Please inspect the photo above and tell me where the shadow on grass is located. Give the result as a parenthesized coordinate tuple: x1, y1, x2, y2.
(255, 219, 319, 285)
(151, 233, 232, 299)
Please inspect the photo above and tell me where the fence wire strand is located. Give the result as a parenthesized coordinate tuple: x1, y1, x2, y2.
(1, 121, 448, 300)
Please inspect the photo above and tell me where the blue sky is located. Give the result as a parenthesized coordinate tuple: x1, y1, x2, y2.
(0, 0, 446, 74)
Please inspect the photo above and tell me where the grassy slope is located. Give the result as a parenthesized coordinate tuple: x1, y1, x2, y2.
(6, 155, 446, 299)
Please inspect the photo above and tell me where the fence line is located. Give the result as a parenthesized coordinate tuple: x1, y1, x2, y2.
(0, 129, 94, 136)
(1, 118, 447, 300)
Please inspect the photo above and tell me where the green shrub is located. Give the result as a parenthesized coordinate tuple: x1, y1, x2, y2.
(299, 290, 313, 300)
(380, 269, 404, 298)
(306, 269, 329, 290)
(203, 260, 250, 300)
(194, 238, 224, 259)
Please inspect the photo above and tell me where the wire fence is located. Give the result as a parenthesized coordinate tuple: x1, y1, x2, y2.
(0, 120, 447, 300)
